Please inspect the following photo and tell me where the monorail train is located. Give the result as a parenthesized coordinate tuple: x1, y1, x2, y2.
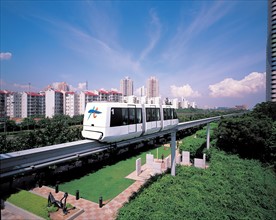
(82, 102, 179, 143)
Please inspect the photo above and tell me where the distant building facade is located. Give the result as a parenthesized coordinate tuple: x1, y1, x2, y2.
(147, 76, 159, 98)
(120, 77, 133, 96)
(64, 92, 78, 117)
(2, 75, 193, 118)
(21, 92, 45, 118)
(98, 89, 109, 101)
(0, 90, 8, 119)
(109, 90, 122, 102)
(45, 89, 63, 118)
(6, 92, 22, 118)
(79, 91, 98, 115)
(267, 0, 276, 102)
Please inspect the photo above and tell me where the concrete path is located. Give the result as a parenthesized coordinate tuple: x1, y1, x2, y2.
(1, 158, 169, 220)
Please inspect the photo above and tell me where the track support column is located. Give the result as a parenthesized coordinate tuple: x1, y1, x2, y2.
(171, 130, 176, 176)
(206, 123, 210, 149)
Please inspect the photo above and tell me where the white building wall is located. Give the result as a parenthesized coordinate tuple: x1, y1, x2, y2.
(171, 98, 179, 109)
(190, 101, 196, 108)
(180, 98, 189, 109)
(45, 90, 55, 118)
(7, 93, 22, 118)
(120, 76, 133, 96)
(64, 92, 77, 117)
(78, 91, 98, 115)
(147, 76, 159, 98)
(78, 92, 86, 115)
(21, 93, 28, 118)
(147, 96, 161, 105)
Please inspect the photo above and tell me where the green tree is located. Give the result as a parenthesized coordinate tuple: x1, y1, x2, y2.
(6, 119, 19, 132)
(21, 117, 36, 130)
(252, 101, 276, 121)
(217, 116, 273, 160)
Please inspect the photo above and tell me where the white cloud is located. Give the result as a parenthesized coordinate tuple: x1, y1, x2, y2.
(170, 84, 201, 98)
(0, 52, 12, 60)
(209, 72, 266, 98)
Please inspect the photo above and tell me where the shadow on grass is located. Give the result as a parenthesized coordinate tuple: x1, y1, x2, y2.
(46, 143, 162, 186)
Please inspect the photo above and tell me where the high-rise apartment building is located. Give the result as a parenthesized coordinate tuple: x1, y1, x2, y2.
(147, 76, 159, 98)
(7, 92, 22, 118)
(120, 77, 133, 96)
(21, 92, 45, 118)
(267, 0, 276, 101)
(98, 89, 109, 101)
(137, 86, 146, 97)
(45, 89, 63, 118)
(0, 90, 8, 120)
(64, 92, 78, 117)
(78, 91, 98, 115)
(109, 90, 122, 102)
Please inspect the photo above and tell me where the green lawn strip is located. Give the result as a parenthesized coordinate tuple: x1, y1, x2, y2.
(7, 190, 74, 220)
(59, 145, 171, 202)
(6, 190, 50, 219)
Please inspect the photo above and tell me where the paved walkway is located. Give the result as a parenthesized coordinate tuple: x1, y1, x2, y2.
(1, 157, 175, 220)
(31, 180, 145, 220)
(1, 208, 24, 220)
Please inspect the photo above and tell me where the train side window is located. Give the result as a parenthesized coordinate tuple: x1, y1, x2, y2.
(146, 108, 151, 122)
(136, 108, 142, 123)
(173, 109, 178, 119)
(163, 108, 167, 120)
(110, 108, 122, 127)
(168, 108, 172, 119)
(122, 108, 128, 125)
(151, 108, 156, 121)
(156, 108, 161, 121)
(129, 108, 135, 124)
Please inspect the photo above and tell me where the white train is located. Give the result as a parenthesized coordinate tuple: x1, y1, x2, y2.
(82, 102, 179, 143)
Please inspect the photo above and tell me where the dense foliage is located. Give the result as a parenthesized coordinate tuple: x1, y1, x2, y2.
(117, 149, 276, 219)
(117, 123, 276, 219)
(178, 123, 217, 160)
(217, 102, 276, 169)
(0, 114, 83, 132)
(176, 108, 246, 123)
(0, 115, 84, 153)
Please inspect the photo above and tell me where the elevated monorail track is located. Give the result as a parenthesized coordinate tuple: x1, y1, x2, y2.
(0, 114, 239, 179)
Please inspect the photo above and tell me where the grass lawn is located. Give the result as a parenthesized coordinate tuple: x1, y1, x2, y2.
(59, 145, 171, 203)
(7, 190, 50, 219)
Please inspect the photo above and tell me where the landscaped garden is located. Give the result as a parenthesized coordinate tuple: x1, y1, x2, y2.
(117, 148, 276, 219)
(7, 190, 55, 220)
(58, 145, 171, 203)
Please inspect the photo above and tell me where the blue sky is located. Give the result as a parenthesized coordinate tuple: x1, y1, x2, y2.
(0, 0, 266, 108)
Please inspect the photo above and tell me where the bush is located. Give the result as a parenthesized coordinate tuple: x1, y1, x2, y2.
(117, 148, 276, 220)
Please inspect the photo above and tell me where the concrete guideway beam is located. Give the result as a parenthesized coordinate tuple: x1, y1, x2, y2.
(206, 123, 210, 150)
(0, 113, 242, 178)
(170, 130, 176, 176)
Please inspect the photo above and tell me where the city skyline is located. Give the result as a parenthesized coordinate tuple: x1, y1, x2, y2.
(1, 1, 266, 108)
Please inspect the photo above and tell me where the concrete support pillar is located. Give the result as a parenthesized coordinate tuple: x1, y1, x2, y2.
(171, 130, 176, 176)
(206, 123, 210, 149)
